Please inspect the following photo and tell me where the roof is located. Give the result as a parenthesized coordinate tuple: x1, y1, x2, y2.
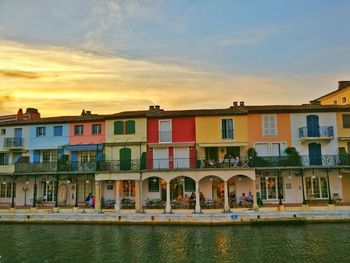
(2, 104, 350, 127)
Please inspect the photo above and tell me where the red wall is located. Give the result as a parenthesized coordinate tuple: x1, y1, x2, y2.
(147, 117, 195, 143)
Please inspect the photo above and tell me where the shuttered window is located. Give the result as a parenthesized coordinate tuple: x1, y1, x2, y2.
(262, 115, 277, 136)
(342, 114, 350, 128)
(114, 121, 124, 135)
(125, 120, 135, 134)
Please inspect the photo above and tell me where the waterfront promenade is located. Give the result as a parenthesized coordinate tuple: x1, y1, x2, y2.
(1, 206, 350, 225)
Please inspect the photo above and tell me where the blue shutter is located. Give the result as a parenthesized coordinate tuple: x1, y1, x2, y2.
(33, 150, 40, 163)
(71, 151, 78, 171)
(54, 126, 63, 136)
(5, 153, 9, 165)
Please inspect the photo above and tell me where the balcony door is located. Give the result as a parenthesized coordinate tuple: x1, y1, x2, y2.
(120, 148, 131, 171)
(309, 143, 322, 165)
(307, 115, 320, 137)
(14, 128, 22, 147)
(153, 148, 169, 169)
(174, 147, 189, 168)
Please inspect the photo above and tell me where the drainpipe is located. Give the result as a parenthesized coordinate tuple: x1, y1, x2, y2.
(326, 168, 332, 204)
(75, 173, 78, 207)
(33, 175, 37, 207)
(55, 173, 59, 207)
(300, 169, 306, 205)
(11, 175, 16, 208)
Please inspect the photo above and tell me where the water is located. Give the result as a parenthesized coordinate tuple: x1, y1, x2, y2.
(0, 223, 349, 263)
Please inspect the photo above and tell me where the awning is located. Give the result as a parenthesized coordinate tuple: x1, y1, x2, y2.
(64, 144, 104, 151)
(339, 137, 350, 141)
(198, 142, 248, 147)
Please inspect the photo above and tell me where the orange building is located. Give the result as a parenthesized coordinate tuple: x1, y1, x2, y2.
(248, 111, 292, 157)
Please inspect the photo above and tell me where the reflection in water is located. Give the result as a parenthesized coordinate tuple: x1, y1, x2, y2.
(0, 224, 350, 262)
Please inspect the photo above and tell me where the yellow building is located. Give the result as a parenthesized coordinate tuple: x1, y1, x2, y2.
(195, 107, 249, 165)
(316, 81, 350, 105)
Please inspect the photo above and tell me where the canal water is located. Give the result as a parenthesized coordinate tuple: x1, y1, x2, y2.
(0, 223, 349, 263)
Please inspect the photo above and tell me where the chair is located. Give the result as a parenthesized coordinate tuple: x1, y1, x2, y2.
(333, 193, 342, 204)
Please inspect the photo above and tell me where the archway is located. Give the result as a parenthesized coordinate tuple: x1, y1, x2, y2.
(141, 176, 167, 209)
(170, 176, 196, 209)
(199, 175, 225, 209)
(227, 174, 254, 208)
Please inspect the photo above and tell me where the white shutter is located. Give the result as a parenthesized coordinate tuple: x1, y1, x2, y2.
(153, 148, 169, 169)
(255, 143, 269, 156)
(174, 147, 189, 168)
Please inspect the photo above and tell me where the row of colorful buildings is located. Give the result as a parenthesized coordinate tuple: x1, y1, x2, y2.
(1, 81, 350, 213)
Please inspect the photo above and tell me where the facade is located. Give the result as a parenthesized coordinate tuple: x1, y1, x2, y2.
(1, 82, 350, 212)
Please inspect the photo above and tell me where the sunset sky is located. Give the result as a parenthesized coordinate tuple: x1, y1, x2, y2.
(0, 0, 349, 116)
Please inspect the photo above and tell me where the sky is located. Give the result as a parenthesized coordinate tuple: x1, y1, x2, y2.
(0, 0, 349, 117)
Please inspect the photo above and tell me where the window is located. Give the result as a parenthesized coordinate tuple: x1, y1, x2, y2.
(262, 115, 277, 136)
(184, 178, 195, 192)
(0, 153, 9, 165)
(40, 180, 58, 202)
(148, 177, 160, 192)
(114, 121, 124, 135)
(80, 151, 96, 163)
(74, 125, 84, 135)
(42, 151, 57, 163)
(0, 129, 5, 135)
(125, 120, 135, 134)
(107, 184, 113, 190)
(36, 127, 46, 137)
(122, 180, 135, 197)
(255, 142, 286, 157)
(53, 126, 63, 136)
(92, 124, 102, 135)
(255, 143, 269, 156)
(0, 182, 12, 198)
(305, 176, 328, 199)
(342, 97, 347, 104)
(159, 120, 172, 143)
(260, 176, 284, 200)
(342, 114, 350, 128)
(221, 119, 234, 139)
(333, 100, 337, 105)
(271, 142, 286, 156)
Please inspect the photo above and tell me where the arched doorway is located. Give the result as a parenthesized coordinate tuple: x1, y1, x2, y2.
(141, 176, 166, 209)
(170, 176, 196, 209)
(227, 175, 254, 208)
(199, 175, 224, 209)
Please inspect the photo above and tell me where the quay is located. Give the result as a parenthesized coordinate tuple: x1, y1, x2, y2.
(1, 207, 350, 225)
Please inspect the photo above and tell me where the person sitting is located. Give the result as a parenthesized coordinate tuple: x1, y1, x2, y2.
(208, 159, 215, 167)
(229, 191, 236, 206)
(239, 193, 247, 207)
(246, 191, 253, 207)
(183, 194, 190, 208)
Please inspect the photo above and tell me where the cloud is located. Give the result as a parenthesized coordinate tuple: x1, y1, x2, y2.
(215, 26, 280, 46)
(0, 39, 341, 117)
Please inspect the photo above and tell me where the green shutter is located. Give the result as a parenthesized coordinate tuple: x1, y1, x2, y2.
(125, 120, 135, 134)
(114, 121, 124, 135)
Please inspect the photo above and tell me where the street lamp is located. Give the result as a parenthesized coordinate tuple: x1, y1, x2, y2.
(23, 186, 29, 206)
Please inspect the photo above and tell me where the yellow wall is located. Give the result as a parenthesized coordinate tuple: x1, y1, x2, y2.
(195, 115, 248, 143)
(104, 145, 147, 160)
(105, 118, 147, 143)
(319, 87, 350, 105)
(336, 112, 350, 151)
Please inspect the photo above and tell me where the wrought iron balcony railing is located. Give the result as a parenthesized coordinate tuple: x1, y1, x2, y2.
(4, 137, 24, 148)
(58, 161, 97, 172)
(298, 126, 334, 139)
(98, 160, 143, 172)
(15, 162, 57, 173)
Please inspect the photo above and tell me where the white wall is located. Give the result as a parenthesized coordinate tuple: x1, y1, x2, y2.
(290, 112, 339, 156)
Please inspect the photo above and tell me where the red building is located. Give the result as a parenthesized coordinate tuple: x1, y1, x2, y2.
(146, 106, 196, 169)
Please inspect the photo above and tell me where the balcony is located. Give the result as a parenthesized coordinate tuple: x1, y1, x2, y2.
(15, 162, 57, 173)
(251, 155, 350, 168)
(298, 126, 334, 142)
(3, 137, 24, 148)
(0, 164, 15, 173)
(58, 161, 97, 173)
(98, 160, 142, 172)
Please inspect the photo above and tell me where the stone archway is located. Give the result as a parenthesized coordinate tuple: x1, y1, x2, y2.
(170, 176, 196, 209)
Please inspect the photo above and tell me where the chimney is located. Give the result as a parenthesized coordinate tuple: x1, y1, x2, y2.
(155, 105, 160, 110)
(17, 108, 23, 121)
(233, 101, 238, 107)
(86, 111, 91, 115)
(239, 101, 245, 107)
(149, 106, 155, 110)
(338, 81, 350, 90)
(81, 109, 86, 116)
(25, 108, 40, 119)
(310, 100, 321, 106)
